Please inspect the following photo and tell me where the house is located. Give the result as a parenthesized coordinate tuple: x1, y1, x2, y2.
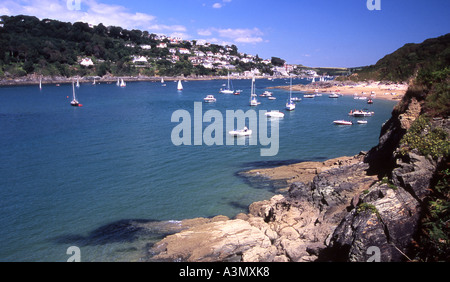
(132, 56, 148, 64)
(80, 58, 94, 67)
(140, 44, 152, 50)
(169, 48, 177, 54)
(157, 43, 168, 48)
(178, 48, 190, 55)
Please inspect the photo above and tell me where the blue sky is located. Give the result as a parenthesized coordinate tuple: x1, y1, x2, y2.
(1, 0, 449, 67)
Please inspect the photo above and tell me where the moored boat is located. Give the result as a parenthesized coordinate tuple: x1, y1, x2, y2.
(333, 120, 352, 125)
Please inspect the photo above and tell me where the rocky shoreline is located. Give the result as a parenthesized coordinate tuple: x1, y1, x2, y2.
(144, 153, 383, 262)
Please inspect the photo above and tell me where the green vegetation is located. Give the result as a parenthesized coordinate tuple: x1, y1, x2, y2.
(400, 115, 450, 159)
(340, 33, 450, 83)
(0, 15, 276, 78)
(413, 168, 450, 261)
(356, 203, 380, 217)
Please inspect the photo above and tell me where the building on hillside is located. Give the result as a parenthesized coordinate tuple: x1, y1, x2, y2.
(80, 58, 94, 67)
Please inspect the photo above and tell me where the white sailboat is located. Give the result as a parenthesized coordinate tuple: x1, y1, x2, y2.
(116, 78, 120, 86)
(285, 77, 295, 111)
(39, 77, 42, 90)
(220, 72, 234, 94)
(76, 78, 80, 88)
(93, 78, 96, 85)
(161, 77, 166, 86)
(250, 77, 258, 106)
(177, 80, 183, 91)
(120, 78, 126, 87)
(70, 81, 82, 107)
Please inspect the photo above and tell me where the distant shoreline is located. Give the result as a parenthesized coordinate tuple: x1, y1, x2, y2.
(0, 75, 283, 87)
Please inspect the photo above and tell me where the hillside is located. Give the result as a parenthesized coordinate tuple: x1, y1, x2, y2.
(0, 15, 276, 79)
(345, 33, 450, 82)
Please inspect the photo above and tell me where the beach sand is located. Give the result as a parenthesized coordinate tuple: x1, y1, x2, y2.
(272, 81, 408, 101)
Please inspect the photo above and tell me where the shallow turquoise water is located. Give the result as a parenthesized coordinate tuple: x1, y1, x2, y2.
(0, 78, 396, 261)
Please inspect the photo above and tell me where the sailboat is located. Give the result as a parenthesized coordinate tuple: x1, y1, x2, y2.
(39, 77, 42, 90)
(250, 77, 259, 106)
(116, 78, 120, 86)
(177, 80, 183, 91)
(120, 78, 126, 87)
(76, 78, 80, 88)
(220, 72, 234, 94)
(93, 78, 96, 85)
(70, 81, 82, 107)
(285, 77, 295, 111)
(161, 77, 166, 86)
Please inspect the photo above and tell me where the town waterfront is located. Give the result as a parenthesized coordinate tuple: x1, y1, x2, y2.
(0, 78, 397, 261)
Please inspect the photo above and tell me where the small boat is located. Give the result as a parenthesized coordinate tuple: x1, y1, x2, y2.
(285, 77, 295, 111)
(291, 97, 301, 102)
(249, 77, 259, 106)
(333, 120, 352, 125)
(260, 91, 273, 97)
(303, 94, 315, 98)
(204, 95, 216, 103)
(229, 127, 252, 136)
(329, 93, 339, 98)
(70, 81, 83, 107)
(265, 111, 285, 118)
(177, 80, 183, 91)
(357, 120, 368, 124)
(349, 110, 374, 117)
(268, 96, 276, 100)
(234, 90, 242, 95)
(367, 99, 373, 104)
(220, 72, 234, 94)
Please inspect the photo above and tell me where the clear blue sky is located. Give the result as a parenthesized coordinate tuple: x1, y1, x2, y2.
(2, 0, 450, 67)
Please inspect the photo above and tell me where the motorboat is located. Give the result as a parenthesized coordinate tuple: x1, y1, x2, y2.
(265, 111, 285, 118)
(291, 97, 301, 102)
(329, 93, 339, 98)
(260, 91, 273, 97)
(303, 94, 315, 98)
(268, 96, 276, 100)
(229, 127, 252, 136)
(357, 120, 368, 124)
(333, 120, 352, 125)
(367, 99, 373, 104)
(234, 90, 242, 95)
(204, 95, 216, 103)
(349, 110, 374, 117)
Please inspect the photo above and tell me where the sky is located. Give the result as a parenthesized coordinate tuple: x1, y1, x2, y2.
(1, 0, 449, 67)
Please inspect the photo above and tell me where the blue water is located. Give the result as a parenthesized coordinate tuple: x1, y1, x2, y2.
(0, 78, 396, 261)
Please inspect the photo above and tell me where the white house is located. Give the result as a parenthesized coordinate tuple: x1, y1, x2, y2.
(157, 43, 168, 48)
(140, 44, 152, 50)
(178, 48, 190, 55)
(80, 58, 94, 67)
(132, 56, 148, 64)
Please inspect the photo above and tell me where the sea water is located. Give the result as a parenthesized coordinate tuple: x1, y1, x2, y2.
(0, 79, 396, 261)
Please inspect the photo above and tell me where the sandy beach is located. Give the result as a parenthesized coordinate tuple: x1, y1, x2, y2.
(272, 81, 408, 101)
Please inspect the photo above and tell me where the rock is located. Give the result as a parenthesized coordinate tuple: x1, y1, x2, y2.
(149, 219, 272, 262)
(392, 151, 437, 201)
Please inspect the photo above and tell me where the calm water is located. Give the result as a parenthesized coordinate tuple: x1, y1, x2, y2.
(0, 78, 396, 261)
